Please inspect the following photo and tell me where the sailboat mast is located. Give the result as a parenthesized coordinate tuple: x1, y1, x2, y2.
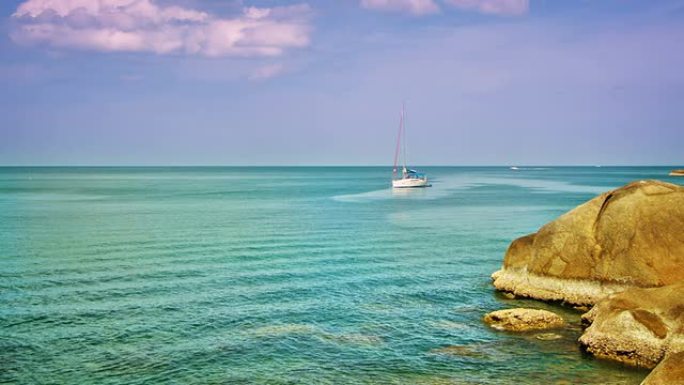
(392, 109, 403, 177)
(402, 102, 407, 172)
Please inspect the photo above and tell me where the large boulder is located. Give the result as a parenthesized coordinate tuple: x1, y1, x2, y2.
(642, 352, 684, 385)
(492, 180, 684, 306)
(483, 308, 565, 331)
(578, 282, 684, 370)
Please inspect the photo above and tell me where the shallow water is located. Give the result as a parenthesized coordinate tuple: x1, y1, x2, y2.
(2, 166, 678, 384)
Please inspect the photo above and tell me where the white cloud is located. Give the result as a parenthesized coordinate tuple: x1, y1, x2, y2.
(11, 0, 313, 57)
(248, 63, 284, 81)
(444, 0, 529, 15)
(360, 0, 440, 16)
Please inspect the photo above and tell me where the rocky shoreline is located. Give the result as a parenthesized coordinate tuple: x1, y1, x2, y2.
(487, 180, 684, 384)
(490, 269, 633, 306)
(579, 282, 684, 369)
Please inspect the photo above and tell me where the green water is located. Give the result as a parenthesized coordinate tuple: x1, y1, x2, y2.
(2, 166, 677, 384)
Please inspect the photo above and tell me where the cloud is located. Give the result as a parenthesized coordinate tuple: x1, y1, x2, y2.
(444, 0, 528, 16)
(10, 0, 313, 57)
(248, 63, 284, 81)
(360, 0, 440, 16)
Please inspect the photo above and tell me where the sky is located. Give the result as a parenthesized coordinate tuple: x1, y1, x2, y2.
(0, 0, 683, 166)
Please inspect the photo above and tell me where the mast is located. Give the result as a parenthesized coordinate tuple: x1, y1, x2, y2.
(392, 108, 403, 178)
(402, 102, 407, 173)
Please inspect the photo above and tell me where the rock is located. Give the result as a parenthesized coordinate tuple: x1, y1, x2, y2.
(535, 332, 563, 341)
(323, 333, 383, 345)
(578, 282, 684, 369)
(573, 305, 591, 313)
(429, 344, 488, 358)
(483, 308, 565, 331)
(670, 169, 684, 177)
(641, 352, 684, 385)
(492, 180, 684, 306)
(249, 323, 318, 337)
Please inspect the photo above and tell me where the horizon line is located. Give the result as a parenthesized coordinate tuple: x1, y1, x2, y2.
(0, 164, 682, 168)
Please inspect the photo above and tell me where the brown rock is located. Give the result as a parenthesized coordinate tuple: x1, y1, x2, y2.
(641, 352, 684, 385)
(578, 282, 684, 369)
(483, 308, 565, 331)
(573, 305, 591, 313)
(492, 180, 684, 305)
(670, 169, 684, 177)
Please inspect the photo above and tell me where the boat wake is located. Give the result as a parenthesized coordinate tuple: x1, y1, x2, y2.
(332, 174, 613, 203)
(332, 189, 395, 203)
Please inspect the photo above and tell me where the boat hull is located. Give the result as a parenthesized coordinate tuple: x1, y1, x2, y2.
(392, 178, 430, 188)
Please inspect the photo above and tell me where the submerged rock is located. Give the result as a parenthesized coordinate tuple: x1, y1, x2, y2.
(429, 344, 488, 358)
(579, 282, 684, 369)
(249, 323, 318, 337)
(492, 180, 684, 306)
(483, 308, 565, 331)
(641, 352, 684, 385)
(322, 332, 383, 345)
(535, 332, 563, 341)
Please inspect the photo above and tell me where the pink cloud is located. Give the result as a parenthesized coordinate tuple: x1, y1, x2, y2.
(11, 0, 312, 57)
(360, 0, 440, 16)
(445, 0, 528, 16)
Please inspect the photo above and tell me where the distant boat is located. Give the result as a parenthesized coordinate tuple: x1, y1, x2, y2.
(392, 103, 430, 188)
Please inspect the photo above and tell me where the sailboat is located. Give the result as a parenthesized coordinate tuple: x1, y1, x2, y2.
(392, 103, 430, 188)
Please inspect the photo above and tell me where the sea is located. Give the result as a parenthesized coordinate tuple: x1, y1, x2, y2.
(1, 166, 680, 385)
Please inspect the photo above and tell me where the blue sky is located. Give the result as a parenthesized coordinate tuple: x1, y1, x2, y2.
(1, 0, 683, 166)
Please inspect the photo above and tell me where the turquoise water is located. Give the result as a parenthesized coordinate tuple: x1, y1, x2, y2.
(2, 167, 679, 384)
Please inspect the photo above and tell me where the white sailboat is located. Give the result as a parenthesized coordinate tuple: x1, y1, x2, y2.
(392, 103, 430, 188)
